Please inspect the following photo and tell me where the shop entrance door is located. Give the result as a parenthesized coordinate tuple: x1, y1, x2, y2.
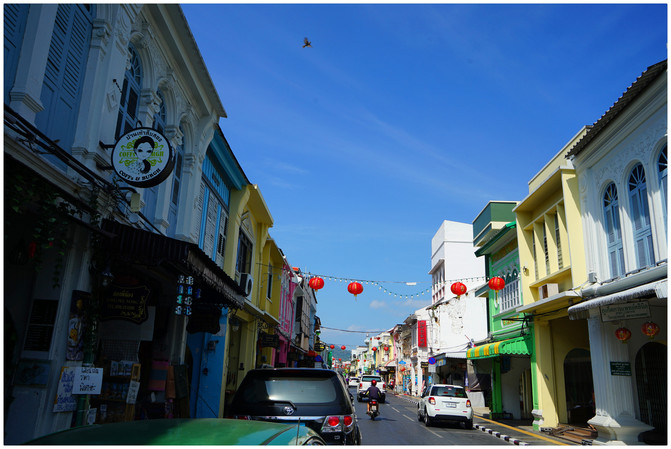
(519, 368, 533, 420)
(635, 342, 667, 431)
(563, 348, 594, 424)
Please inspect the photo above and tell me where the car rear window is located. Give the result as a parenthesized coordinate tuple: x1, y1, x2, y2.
(430, 386, 466, 398)
(239, 375, 338, 404)
(361, 376, 381, 382)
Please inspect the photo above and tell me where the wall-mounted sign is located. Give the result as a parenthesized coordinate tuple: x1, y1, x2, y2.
(601, 302, 650, 322)
(111, 127, 174, 188)
(72, 367, 103, 394)
(610, 361, 632, 376)
(101, 284, 150, 324)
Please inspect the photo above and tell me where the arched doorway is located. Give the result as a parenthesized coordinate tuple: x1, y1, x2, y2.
(563, 348, 595, 424)
(635, 342, 666, 432)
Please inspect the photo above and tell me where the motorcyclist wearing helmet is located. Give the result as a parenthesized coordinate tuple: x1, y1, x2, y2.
(365, 380, 382, 414)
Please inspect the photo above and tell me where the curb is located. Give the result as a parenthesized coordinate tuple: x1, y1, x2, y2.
(474, 423, 530, 446)
(394, 394, 530, 446)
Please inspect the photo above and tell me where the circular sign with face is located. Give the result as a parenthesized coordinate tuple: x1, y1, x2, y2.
(111, 127, 175, 188)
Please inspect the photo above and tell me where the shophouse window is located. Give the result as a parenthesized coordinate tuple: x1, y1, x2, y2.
(35, 4, 95, 156)
(236, 230, 252, 278)
(167, 125, 185, 238)
(555, 214, 563, 269)
(658, 145, 667, 230)
(603, 183, 625, 278)
(532, 233, 538, 279)
(142, 90, 165, 222)
(267, 264, 273, 299)
(4, 4, 29, 99)
(115, 43, 142, 139)
(628, 163, 654, 269)
(543, 226, 550, 274)
(500, 271, 521, 312)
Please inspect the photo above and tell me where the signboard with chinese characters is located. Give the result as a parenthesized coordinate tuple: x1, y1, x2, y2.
(417, 320, 427, 347)
(601, 302, 650, 322)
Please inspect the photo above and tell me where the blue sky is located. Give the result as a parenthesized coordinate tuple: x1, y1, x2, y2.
(181, 3, 667, 349)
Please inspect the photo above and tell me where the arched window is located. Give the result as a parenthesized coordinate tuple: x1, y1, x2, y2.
(115, 43, 142, 139)
(142, 90, 165, 222)
(628, 164, 654, 269)
(167, 125, 185, 237)
(603, 183, 625, 278)
(658, 145, 667, 230)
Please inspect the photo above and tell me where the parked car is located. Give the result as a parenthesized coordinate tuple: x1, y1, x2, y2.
(229, 368, 362, 445)
(348, 377, 360, 388)
(356, 374, 386, 403)
(417, 384, 473, 429)
(25, 418, 327, 445)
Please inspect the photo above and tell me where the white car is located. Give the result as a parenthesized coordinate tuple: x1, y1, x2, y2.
(417, 384, 473, 429)
(348, 377, 360, 388)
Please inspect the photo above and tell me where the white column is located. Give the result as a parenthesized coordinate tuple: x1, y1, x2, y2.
(586, 311, 652, 444)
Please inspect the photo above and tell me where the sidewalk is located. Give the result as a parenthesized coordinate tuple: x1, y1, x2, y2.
(394, 393, 579, 446)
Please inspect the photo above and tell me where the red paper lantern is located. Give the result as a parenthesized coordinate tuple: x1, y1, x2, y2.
(341, 345, 346, 350)
(641, 321, 660, 339)
(383, 346, 389, 351)
(338, 358, 342, 361)
(488, 276, 505, 291)
(450, 282, 467, 298)
(400, 367, 405, 372)
(308, 276, 324, 290)
(615, 327, 632, 343)
(329, 344, 335, 349)
(372, 347, 377, 352)
(347, 281, 363, 298)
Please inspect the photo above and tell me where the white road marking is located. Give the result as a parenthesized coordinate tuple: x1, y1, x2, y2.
(403, 414, 414, 421)
(390, 407, 400, 413)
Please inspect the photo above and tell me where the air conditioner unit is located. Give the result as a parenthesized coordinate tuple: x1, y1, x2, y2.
(240, 273, 253, 297)
(538, 283, 558, 300)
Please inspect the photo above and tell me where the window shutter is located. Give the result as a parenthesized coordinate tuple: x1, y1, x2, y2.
(629, 165, 654, 269)
(4, 4, 29, 99)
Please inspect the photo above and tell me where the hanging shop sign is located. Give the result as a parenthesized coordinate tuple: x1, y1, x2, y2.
(600, 302, 650, 322)
(260, 332, 279, 348)
(101, 284, 150, 324)
(417, 320, 427, 347)
(111, 127, 175, 188)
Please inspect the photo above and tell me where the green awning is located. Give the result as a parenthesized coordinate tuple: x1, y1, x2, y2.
(466, 335, 532, 359)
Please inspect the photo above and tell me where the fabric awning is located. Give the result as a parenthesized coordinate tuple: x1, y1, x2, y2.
(466, 335, 532, 359)
(101, 219, 247, 309)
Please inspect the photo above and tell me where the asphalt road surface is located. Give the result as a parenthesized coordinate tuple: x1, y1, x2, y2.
(352, 390, 509, 446)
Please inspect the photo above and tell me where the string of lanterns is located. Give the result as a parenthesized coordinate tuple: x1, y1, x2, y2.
(304, 272, 498, 300)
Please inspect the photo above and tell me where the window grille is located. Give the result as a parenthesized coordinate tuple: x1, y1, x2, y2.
(543, 226, 550, 274)
(555, 215, 563, 269)
(500, 275, 521, 312)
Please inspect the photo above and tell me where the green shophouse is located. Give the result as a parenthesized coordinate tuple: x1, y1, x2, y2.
(468, 201, 534, 420)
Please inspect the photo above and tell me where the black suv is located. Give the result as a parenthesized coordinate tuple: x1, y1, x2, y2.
(229, 368, 362, 445)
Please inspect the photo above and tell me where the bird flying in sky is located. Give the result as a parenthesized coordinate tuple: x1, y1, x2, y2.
(303, 37, 312, 48)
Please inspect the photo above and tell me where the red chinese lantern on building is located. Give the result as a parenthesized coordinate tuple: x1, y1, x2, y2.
(372, 347, 377, 352)
(383, 346, 389, 351)
(641, 321, 660, 339)
(488, 276, 506, 299)
(450, 282, 467, 298)
(347, 281, 363, 299)
(329, 344, 335, 349)
(341, 345, 346, 350)
(400, 367, 405, 372)
(338, 358, 342, 362)
(308, 276, 324, 290)
(615, 327, 632, 343)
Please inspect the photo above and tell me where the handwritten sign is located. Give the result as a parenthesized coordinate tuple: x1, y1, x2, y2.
(53, 367, 77, 412)
(126, 380, 140, 404)
(72, 367, 103, 395)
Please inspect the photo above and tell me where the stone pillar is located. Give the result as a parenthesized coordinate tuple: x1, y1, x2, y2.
(586, 311, 652, 445)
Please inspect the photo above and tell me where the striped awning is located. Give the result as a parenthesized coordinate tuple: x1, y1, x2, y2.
(466, 335, 532, 359)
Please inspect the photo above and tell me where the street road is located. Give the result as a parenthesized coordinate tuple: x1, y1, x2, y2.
(352, 391, 508, 446)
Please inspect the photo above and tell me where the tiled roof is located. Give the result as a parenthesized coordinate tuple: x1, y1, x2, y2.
(566, 59, 667, 159)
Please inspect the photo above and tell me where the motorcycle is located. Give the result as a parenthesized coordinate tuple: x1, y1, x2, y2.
(367, 399, 380, 420)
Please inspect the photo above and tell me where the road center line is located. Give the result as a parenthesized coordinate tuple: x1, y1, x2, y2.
(403, 414, 414, 422)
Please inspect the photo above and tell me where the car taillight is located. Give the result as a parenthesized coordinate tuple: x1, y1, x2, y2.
(327, 416, 340, 427)
(428, 397, 436, 405)
(466, 399, 471, 408)
(359, 383, 363, 389)
(382, 383, 386, 389)
(343, 415, 354, 427)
